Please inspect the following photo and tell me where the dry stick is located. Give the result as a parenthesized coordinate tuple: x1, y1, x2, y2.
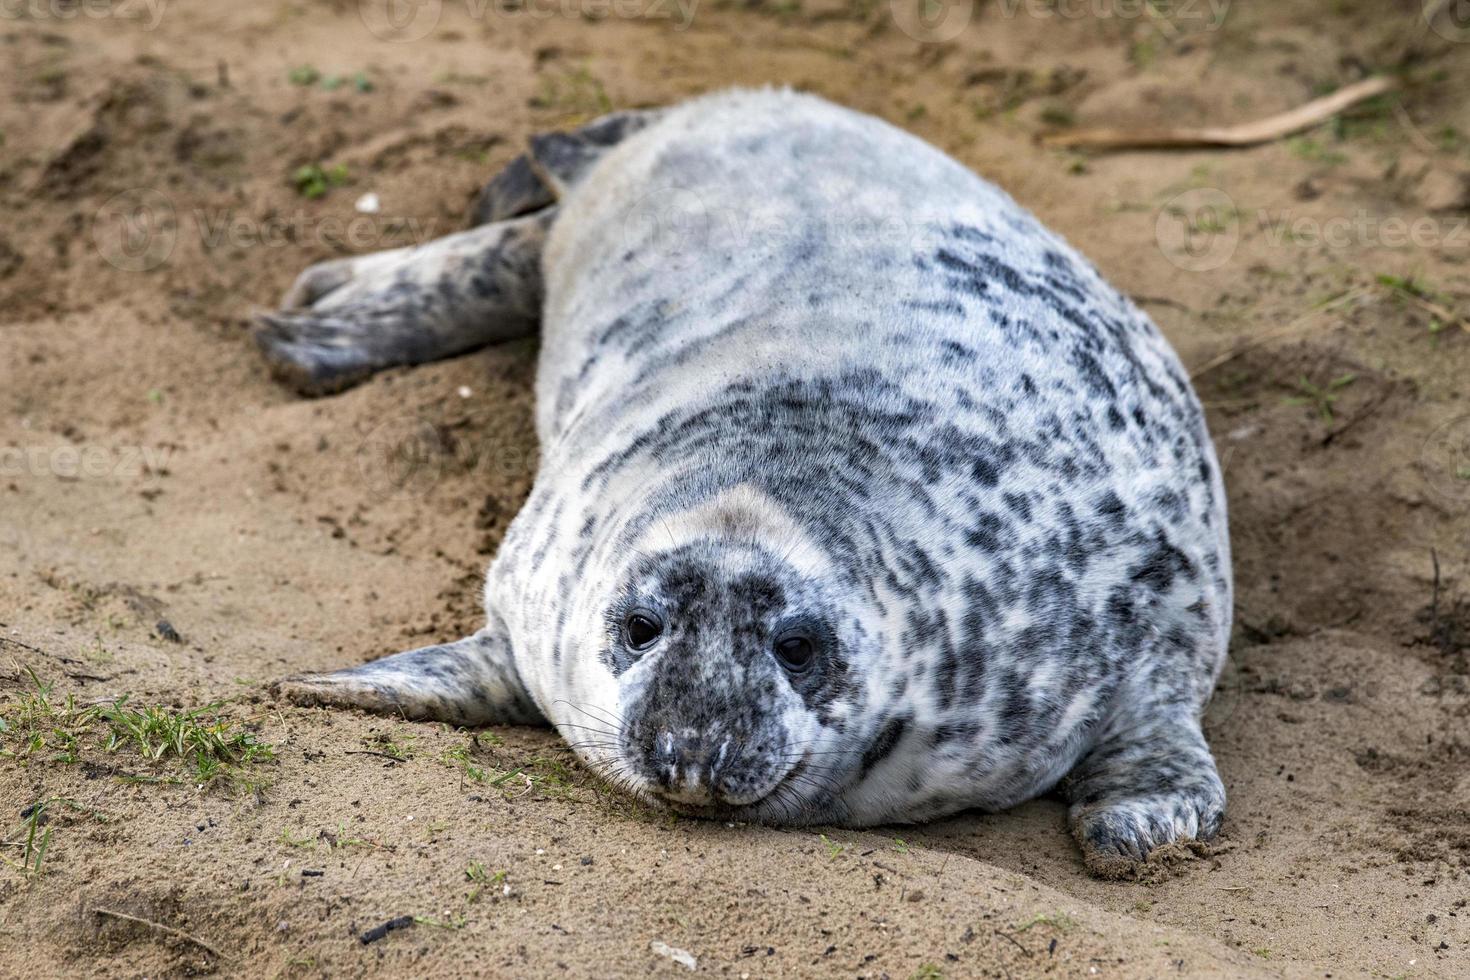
(1040, 76, 1397, 151)
(1400, 290, 1470, 334)
(93, 907, 231, 961)
(1390, 99, 1442, 156)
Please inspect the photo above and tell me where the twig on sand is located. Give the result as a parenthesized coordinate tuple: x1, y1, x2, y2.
(93, 907, 231, 961)
(344, 750, 410, 762)
(994, 929, 1033, 957)
(1040, 76, 1397, 151)
(1400, 290, 1470, 334)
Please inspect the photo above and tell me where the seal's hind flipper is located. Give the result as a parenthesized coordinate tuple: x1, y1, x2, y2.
(467, 153, 556, 226)
(257, 210, 553, 395)
(468, 108, 663, 225)
(274, 626, 545, 727)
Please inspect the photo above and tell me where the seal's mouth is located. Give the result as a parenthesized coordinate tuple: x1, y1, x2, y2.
(657, 756, 821, 824)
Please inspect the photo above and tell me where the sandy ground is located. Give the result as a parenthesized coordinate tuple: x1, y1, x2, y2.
(2, 0, 1469, 976)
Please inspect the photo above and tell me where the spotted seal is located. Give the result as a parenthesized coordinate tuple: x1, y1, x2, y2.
(262, 89, 1232, 870)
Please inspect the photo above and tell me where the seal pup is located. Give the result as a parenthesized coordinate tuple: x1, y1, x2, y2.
(263, 89, 1232, 871)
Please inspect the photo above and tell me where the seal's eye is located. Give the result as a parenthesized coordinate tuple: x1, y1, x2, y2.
(774, 632, 816, 674)
(624, 611, 663, 651)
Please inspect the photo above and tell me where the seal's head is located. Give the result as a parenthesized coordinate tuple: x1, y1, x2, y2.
(586, 527, 857, 820)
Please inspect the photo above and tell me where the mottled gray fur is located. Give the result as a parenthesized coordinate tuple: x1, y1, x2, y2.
(267, 90, 1232, 869)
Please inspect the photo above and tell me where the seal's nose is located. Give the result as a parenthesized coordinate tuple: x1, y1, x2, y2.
(650, 730, 728, 805)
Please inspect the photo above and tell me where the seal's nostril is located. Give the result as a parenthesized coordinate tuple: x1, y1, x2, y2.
(653, 730, 676, 763)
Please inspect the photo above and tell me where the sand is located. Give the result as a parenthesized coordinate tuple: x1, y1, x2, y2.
(1, 1, 1468, 976)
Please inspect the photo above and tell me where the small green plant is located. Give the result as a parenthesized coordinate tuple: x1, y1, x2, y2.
(1040, 105, 1074, 128)
(1015, 911, 1076, 932)
(414, 913, 468, 929)
(1, 798, 105, 878)
(465, 861, 508, 903)
(819, 833, 846, 859)
(0, 670, 273, 789)
(441, 744, 488, 783)
(1289, 136, 1347, 167)
(910, 965, 944, 980)
(292, 163, 351, 199)
(363, 731, 415, 761)
(279, 828, 317, 849)
(295, 65, 372, 92)
(527, 756, 575, 793)
(1284, 373, 1357, 423)
(1376, 272, 1445, 304)
(529, 66, 612, 117)
(6, 801, 53, 876)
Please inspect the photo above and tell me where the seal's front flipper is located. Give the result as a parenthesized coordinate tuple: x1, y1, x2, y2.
(1062, 711, 1225, 877)
(256, 209, 553, 396)
(274, 626, 545, 727)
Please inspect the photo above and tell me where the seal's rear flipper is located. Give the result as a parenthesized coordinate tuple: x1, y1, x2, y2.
(259, 109, 665, 396)
(273, 626, 545, 727)
(256, 210, 553, 396)
(468, 108, 664, 225)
